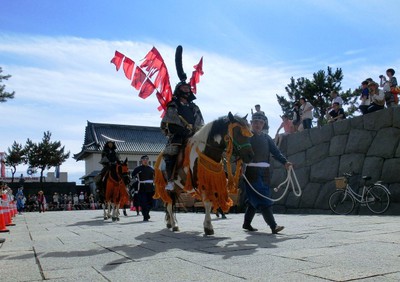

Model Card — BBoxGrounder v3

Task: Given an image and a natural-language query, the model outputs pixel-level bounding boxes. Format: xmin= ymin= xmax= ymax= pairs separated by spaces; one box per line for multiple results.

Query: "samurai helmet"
xmin=174 ymin=45 xmax=196 ymax=102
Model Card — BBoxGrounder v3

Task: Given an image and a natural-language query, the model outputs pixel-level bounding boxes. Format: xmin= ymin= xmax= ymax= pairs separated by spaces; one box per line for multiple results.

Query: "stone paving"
xmin=1 ymin=210 xmax=399 ymax=281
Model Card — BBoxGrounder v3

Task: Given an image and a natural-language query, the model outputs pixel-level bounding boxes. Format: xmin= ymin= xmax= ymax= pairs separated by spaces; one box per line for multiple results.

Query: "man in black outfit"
xmin=131 ymin=155 xmax=155 ymax=221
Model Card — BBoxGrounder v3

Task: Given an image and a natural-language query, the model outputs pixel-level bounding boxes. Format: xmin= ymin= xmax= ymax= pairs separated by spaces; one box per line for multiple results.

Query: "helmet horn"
xmin=175 ymin=45 xmax=187 ymax=82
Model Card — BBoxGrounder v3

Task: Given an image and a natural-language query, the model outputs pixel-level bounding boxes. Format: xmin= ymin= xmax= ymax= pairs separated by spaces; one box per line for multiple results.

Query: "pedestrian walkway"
xmin=1 ymin=211 xmax=399 ymax=281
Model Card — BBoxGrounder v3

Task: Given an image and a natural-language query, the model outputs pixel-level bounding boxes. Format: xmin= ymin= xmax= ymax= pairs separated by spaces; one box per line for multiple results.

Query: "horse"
xmin=103 ymin=158 xmax=131 ymax=221
xmin=154 ymin=112 xmax=254 ymax=235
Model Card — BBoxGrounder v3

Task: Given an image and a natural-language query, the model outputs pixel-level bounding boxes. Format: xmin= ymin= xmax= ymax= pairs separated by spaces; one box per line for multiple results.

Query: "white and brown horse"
xmin=103 ymin=159 xmax=131 ymax=221
xmin=154 ymin=112 xmax=254 ymax=235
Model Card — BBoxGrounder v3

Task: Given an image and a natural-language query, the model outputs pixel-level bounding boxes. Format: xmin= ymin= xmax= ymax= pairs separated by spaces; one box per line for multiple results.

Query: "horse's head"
xmin=226 ymin=112 xmax=254 ymax=163
xmin=116 ymin=158 xmax=131 ymax=186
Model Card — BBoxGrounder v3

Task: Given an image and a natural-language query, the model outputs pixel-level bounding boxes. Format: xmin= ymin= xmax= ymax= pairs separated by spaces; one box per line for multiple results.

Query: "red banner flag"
xmin=138 ymin=79 xmax=156 ymax=99
xmin=190 ymin=57 xmax=204 ymax=94
xmin=123 ymin=57 xmax=135 ymax=79
xmin=110 ymin=51 xmax=124 ymax=71
xmin=131 ymin=67 xmax=146 ymax=90
xmin=140 ymin=47 xmax=164 ymax=75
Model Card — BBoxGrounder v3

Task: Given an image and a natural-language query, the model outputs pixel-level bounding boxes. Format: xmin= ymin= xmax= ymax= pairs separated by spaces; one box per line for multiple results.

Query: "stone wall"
xmin=270 ymin=107 xmax=400 ymax=215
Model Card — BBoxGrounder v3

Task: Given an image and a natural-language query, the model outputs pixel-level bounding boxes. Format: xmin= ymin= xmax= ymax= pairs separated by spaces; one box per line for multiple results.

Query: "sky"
xmin=1 ymin=0 xmax=400 ymax=184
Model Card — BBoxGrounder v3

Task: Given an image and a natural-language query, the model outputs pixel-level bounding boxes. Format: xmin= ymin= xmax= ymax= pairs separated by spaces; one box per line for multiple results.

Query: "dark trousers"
xmin=359 ymin=105 xmax=369 ymax=115
xmin=302 ymin=118 xmax=312 ymax=129
xmin=367 ymin=103 xmax=384 ymax=113
xmin=244 ymin=203 xmax=277 ymax=231
xmin=38 ymin=202 xmax=45 ymax=213
xmin=139 ymin=191 xmax=155 ymax=220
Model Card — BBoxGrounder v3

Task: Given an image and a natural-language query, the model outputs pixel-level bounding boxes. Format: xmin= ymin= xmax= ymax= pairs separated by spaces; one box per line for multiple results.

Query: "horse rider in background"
xmin=96 ymin=141 xmax=121 ymax=190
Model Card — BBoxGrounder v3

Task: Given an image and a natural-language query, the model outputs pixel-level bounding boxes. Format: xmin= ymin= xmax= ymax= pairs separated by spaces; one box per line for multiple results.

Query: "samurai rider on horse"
xmin=161 ymin=46 xmax=204 ymax=191
xmin=95 ymin=141 xmax=121 ymax=191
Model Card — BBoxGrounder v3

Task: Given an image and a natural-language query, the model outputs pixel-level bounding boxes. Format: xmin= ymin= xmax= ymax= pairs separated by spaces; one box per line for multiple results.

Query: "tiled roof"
xmin=73 ymin=121 xmax=167 ymax=161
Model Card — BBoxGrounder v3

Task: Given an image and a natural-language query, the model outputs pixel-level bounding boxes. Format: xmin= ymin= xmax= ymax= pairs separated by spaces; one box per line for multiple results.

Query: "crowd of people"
xmin=9 ymin=189 xmax=100 ymax=213
xmin=273 ymin=68 xmax=398 ymax=145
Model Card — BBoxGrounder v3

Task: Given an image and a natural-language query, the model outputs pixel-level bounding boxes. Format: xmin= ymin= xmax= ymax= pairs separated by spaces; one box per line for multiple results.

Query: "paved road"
xmin=1 ymin=210 xmax=399 ymax=281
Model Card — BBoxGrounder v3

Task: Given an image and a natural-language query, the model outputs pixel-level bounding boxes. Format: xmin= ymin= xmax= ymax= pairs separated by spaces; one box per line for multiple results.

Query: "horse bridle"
xmin=224 ymin=122 xmax=252 ymax=157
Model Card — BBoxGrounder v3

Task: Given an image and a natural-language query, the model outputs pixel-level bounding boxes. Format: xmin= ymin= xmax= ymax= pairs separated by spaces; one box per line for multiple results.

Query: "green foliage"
xmin=0 ymin=67 xmax=15 ymax=102
xmin=4 ymin=141 xmax=25 ymax=182
xmin=276 ymin=67 xmax=360 ymax=127
xmin=24 ymin=131 xmax=70 ymax=182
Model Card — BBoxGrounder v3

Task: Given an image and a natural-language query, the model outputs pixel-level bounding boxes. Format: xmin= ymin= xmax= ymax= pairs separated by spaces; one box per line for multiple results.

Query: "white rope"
xmin=243 ymin=166 xmax=302 ymax=202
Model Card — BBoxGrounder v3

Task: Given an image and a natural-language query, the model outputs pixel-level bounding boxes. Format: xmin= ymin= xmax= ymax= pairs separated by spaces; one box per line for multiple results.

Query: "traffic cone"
xmin=10 ymin=201 xmax=16 ymax=217
xmin=0 ymin=201 xmax=10 ymax=233
xmin=13 ymin=201 xmax=17 ymax=216
xmin=3 ymin=200 xmax=15 ymax=226
xmin=2 ymin=200 xmax=10 ymax=226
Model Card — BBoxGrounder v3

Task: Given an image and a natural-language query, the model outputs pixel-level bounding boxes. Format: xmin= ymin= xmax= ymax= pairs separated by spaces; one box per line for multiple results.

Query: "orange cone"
xmin=7 ymin=202 xmax=15 ymax=226
xmin=12 ymin=201 xmax=17 ymax=216
xmin=9 ymin=201 xmax=15 ymax=217
xmin=2 ymin=200 xmax=10 ymax=226
xmin=0 ymin=202 xmax=10 ymax=233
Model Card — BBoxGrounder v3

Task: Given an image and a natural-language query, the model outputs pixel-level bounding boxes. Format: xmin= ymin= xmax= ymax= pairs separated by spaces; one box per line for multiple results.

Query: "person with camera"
xmin=379 ymin=68 xmax=398 ymax=107
xmin=367 ymin=81 xmax=385 ymax=113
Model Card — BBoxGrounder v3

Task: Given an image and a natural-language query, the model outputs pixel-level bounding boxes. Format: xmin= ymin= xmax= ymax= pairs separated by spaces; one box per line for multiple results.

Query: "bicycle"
xmin=329 ymin=172 xmax=391 ymax=215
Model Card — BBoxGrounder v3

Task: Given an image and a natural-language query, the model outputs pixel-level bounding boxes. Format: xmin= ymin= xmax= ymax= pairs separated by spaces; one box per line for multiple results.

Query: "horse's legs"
xmin=102 ymin=203 xmax=108 ymax=220
xmin=203 ymin=201 xmax=214 ymax=235
xmin=112 ymin=203 xmax=120 ymax=221
xmin=166 ymin=203 xmax=179 ymax=231
xmin=107 ymin=202 xmax=112 ymax=219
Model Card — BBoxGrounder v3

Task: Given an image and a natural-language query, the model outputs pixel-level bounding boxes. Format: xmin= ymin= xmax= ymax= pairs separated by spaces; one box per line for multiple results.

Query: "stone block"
xmin=362 ymin=157 xmax=384 ymax=182
xmin=363 ymin=108 xmax=392 ymax=130
xmin=332 ymin=118 xmax=351 ymax=135
xmin=310 ymin=124 xmax=333 ymax=145
xmin=287 ymin=151 xmax=306 ymax=168
xmin=382 ymin=158 xmax=400 ymax=183
xmin=396 ymin=142 xmax=400 ymax=157
xmin=387 ymin=183 xmax=400 ymax=203
xmin=287 ymin=130 xmax=313 ymax=155
xmin=314 ymin=181 xmax=336 ymax=210
xmin=345 ymin=129 xmax=375 ymax=154
xmin=350 ymin=115 xmax=364 ymax=129
xmin=306 ymin=142 xmax=329 ymax=165
xmin=367 ymin=127 xmax=400 ymax=158
xmin=393 ymin=107 xmax=400 ymax=129
xmin=329 ymin=135 xmax=348 ymax=156
xmin=291 ymin=166 xmax=310 ymax=188
xmin=298 ymin=183 xmax=321 ymax=209
xmin=285 ymin=191 xmax=301 ymax=209
xmin=339 ymin=154 xmax=365 ymax=175
xmin=310 ymin=156 xmax=339 ymax=182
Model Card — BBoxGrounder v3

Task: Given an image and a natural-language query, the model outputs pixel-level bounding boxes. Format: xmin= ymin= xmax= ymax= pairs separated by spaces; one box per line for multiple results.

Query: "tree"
xmin=276 ymin=67 xmax=359 ymax=127
xmin=4 ymin=141 xmax=25 ymax=183
xmin=24 ymin=131 xmax=70 ymax=182
xmin=0 ymin=67 xmax=15 ymax=102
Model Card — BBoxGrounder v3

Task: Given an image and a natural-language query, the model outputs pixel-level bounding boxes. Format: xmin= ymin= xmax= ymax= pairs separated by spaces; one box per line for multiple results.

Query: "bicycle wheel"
xmin=329 ymin=189 xmax=355 ymax=215
xmin=366 ymin=185 xmax=390 ymax=214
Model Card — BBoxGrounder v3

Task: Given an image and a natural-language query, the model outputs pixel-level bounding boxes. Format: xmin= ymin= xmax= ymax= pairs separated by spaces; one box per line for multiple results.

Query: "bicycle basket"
xmin=334 ymin=177 xmax=347 ymax=189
